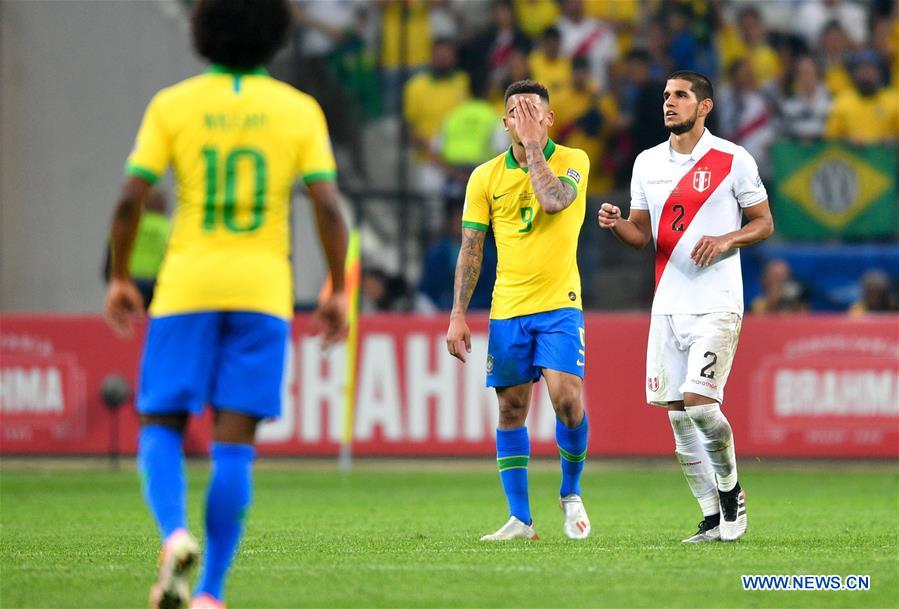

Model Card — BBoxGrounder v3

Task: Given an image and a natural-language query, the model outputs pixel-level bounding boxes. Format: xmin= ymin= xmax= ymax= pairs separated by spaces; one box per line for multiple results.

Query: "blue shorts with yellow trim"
xmin=137 ymin=312 xmax=289 ymax=419
xmin=486 ymin=308 xmax=585 ymax=388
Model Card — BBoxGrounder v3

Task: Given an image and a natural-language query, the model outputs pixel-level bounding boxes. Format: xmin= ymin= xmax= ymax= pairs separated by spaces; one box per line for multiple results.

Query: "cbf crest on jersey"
xmin=693 ymin=169 xmax=712 ymax=192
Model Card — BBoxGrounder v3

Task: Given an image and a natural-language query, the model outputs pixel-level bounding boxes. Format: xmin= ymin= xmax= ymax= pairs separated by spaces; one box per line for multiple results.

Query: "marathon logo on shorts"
xmin=647 ymin=376 xmax=660 ymax=392
xmin=566 ymin=168 xmax=581 ymax=184
xmin=693 ymin=170 xmax=712 ymax=192
xmin=692 ymin=378 xmax=717 ymax=391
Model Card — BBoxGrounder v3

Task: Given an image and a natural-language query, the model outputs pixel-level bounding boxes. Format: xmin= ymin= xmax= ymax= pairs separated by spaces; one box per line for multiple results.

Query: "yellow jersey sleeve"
xmin=557 ymin=148 xmax=589 ymax=200
xmin=462 ymin=166 xmax=490 ymax=231
xmin=125 ymin=93 xmax=171 ymax=184
xmin=297 ymin=99 xmax=337 ymax=185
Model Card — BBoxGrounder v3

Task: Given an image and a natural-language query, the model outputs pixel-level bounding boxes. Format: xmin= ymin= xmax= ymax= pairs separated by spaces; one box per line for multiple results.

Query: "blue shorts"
xmin=137 ymin=312 xmax=290 ymax=419
xmin=486 ymin=308 xmax=585 ymax=388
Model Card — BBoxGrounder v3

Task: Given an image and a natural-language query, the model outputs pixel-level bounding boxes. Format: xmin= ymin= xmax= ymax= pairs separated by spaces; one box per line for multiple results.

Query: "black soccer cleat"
xmin=719 ymin=482 xmax=747 ymax=541
xmin=682 ymin=514 xmax=721 ymax=543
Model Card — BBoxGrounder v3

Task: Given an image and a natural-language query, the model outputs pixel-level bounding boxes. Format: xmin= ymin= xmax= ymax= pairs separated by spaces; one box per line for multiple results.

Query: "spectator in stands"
xmin=429 ymin=0 xmax=463 ymax=40
xmin=776 ymin=54 xmax=832 ymax=141
xmin=461 ymin=0 xmax=530 ymax=98
xmin=794 ymin=0 xmax=869 ymax=49
xmin=489 ymin=45 xmax=531 ymax=108
xmin=361 ymin=266 xmax=413 ymax=312
xmin=729 ymin=6 xmax=782 ymax=87
xmin=103 ymin=189 xmax=170 ymax=309
xmin=583 ymin=0 xmax=639 ymax=58
xmin=418 ymin=205 xmax=462 ymax=311
xmin=361 ymin=267 xmax=389 ymax=313
xmin=293 ymin=0 xmax=372 ymax=177
xmin=666 ymin=4 xmax=700 ymax=72
xmin=528 ymin=26 xmax=572 ymax=103
xmin=451 ymin=0 xmax=494 ymax=39
xmin=404 ymin=37 xmax=471 ymax=153
xmin=818 ymin=20 xmax=855 ymax=94
xmin=618 ymin=49 xmax=667 ymax=172
xmin=849 ymin=269 xmax=898 ymax=314
xmin=551 ymin=56 xmax=620 ymax=194
xmin=825 ymin=49 xmax=899 ymax=144
xmin=439 ymin=77 xmax=503 ymax=212
xmin=294 ymin=1 xmax=361 ymax=65
xmin=513 ymin=0 xmax=559 ymax=40
xmin=556 ymin=0 xmax=617 ymax=91
xmin=751 ymin=259 xmax=809 ymax=314
xmin=717 ymin=58 xmax=774 ymax=175
xmin=642 ymin=17 xmax=673 ymax=82
xmin=871 ymin=14 xmax=899 ymax=87
xmin=404 ymin=37 xmax=471 ymax=229
xmin=379 ymin=0 xmax=432 ymax=114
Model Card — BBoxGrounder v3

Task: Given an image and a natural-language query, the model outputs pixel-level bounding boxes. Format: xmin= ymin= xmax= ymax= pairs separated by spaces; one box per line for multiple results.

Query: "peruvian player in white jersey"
xmin=598 ymin=71 xmax=773 ymax=543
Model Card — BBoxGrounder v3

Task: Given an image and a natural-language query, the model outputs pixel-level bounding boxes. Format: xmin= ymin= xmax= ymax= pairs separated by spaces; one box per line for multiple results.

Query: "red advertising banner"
xmin=1 ymin=314 xmax=896 ymax=457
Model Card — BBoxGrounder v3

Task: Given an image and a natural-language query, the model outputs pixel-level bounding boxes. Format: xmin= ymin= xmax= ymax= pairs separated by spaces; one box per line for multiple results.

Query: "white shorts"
xmin=645 ymin=312 xmax=742 ymax=405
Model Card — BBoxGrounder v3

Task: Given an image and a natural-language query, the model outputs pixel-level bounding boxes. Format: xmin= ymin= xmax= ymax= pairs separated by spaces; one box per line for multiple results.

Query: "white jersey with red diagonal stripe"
xmin=630 ymin=129 xmax=767 ymax=316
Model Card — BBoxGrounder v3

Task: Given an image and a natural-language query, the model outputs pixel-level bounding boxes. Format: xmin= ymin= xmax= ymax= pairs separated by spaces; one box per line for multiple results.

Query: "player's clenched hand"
xmin=446 ymin=316 xmax=471 ymax=363
xmin=104 ymin=278 xmax=145 ymax=339
xmin=691 ymin=235 xmax=732 ymax=267
xmin=313 ymin=291 xmax=348 ymax=349
xmin=597 ymin=203 xmax=621 ymax=229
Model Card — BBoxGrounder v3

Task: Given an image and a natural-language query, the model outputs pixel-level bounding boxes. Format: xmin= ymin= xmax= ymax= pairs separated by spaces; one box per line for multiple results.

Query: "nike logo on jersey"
xmin=576 ymin=360 xmax=584 ymax=367
xmin=492 ymin=192 xmax=510 ymax=200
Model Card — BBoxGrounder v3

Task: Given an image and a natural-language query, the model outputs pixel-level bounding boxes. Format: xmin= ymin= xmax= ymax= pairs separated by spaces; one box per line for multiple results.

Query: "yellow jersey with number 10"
xmin=126 ymin=65 xmax=336 ymax=319
xmin=462 ymin=139 xmax=589 ymax=319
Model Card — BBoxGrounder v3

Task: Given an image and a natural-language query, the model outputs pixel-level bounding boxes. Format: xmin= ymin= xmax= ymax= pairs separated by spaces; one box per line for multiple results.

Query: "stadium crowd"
xmin=287 ymin=0 xmax=899 ymax=312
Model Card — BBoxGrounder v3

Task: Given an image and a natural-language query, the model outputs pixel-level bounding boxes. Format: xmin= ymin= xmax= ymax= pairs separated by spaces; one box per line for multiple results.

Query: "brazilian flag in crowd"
xmin=772 ymin=141 xmax=897 ymax=240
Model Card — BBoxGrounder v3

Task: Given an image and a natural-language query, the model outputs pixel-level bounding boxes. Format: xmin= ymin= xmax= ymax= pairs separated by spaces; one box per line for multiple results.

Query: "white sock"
xmin=685 ymin=403 xmax=738 ymax=492
xmin=668 ymin=410 xmax=719 ymax=516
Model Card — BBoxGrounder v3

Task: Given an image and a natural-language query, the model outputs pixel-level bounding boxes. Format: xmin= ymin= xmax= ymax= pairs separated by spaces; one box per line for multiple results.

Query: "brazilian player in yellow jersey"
xmin=446 ymin=80 xmax=592 ymax=542
xmin=103 ymin=2 xmax=347 ymax=608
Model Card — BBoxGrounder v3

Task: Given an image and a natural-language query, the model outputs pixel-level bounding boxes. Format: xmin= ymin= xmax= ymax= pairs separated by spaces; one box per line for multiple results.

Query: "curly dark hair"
xmin=503 ymin=79 xmax=550 ymax=105
xmin=191 ymin=0 xmax=291 ymax=70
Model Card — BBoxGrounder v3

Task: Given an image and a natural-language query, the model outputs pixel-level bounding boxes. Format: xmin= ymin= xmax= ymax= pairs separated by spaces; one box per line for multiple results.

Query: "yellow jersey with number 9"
xmin=126 ymin=65 xmax=336 ymax=319
xmin=461 ymin=139 xmax=589 ymax=319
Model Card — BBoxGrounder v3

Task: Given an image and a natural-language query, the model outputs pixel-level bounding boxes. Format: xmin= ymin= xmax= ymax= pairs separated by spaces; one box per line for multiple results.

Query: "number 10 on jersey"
xmin=202 ymin=146 xmax=268 ymax=233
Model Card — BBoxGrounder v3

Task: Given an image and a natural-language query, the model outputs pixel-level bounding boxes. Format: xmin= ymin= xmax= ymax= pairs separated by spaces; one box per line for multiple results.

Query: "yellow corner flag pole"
xmin=338 ymin=229 xmax=361 ymax=471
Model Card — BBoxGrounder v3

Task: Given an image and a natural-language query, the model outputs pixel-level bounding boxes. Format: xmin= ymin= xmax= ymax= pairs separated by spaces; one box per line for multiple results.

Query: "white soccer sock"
xmin=668 ymin=410 xmax=719 ymax=516
xmin=685 ymin=403 xmax=738 ymax=492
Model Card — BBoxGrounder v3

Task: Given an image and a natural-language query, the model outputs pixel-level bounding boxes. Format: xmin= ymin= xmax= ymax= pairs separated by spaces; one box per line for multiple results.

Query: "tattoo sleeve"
xmin=451 ymin=227 xmax=486 ymax=316
xmin=524 ymin=142 xmax=577 ymax=214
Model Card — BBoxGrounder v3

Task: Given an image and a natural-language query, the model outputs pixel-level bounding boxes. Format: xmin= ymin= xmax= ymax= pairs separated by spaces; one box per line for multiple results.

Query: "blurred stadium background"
xmin=0 ymin=1 xmax=897 ymax=608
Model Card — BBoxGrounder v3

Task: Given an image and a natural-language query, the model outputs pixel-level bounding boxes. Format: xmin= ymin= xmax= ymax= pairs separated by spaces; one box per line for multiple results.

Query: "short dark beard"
xmin=668 ymin=114 xmax=697 ymax=135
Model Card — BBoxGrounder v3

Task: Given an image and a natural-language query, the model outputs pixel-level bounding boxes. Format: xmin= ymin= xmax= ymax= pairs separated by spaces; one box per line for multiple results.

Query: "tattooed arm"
xmin=515 ymin=96 xmax=577 ymax=214
xmin=524 ymin=141 xmax=577 ymax=214
xmin=446 ymin=227 xmax=486 ymax=362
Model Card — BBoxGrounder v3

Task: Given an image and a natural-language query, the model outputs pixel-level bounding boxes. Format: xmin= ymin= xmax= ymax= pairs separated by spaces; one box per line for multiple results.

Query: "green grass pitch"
xmin=1 ymin=460 xmax=896 ymax=609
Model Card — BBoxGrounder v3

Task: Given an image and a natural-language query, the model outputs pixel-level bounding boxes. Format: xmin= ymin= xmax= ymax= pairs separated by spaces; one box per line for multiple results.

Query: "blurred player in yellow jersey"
xmin=446 ymin=80 xmax=592 ymax=542
xmin=103 ymin=1 xmax=348 ymax=608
